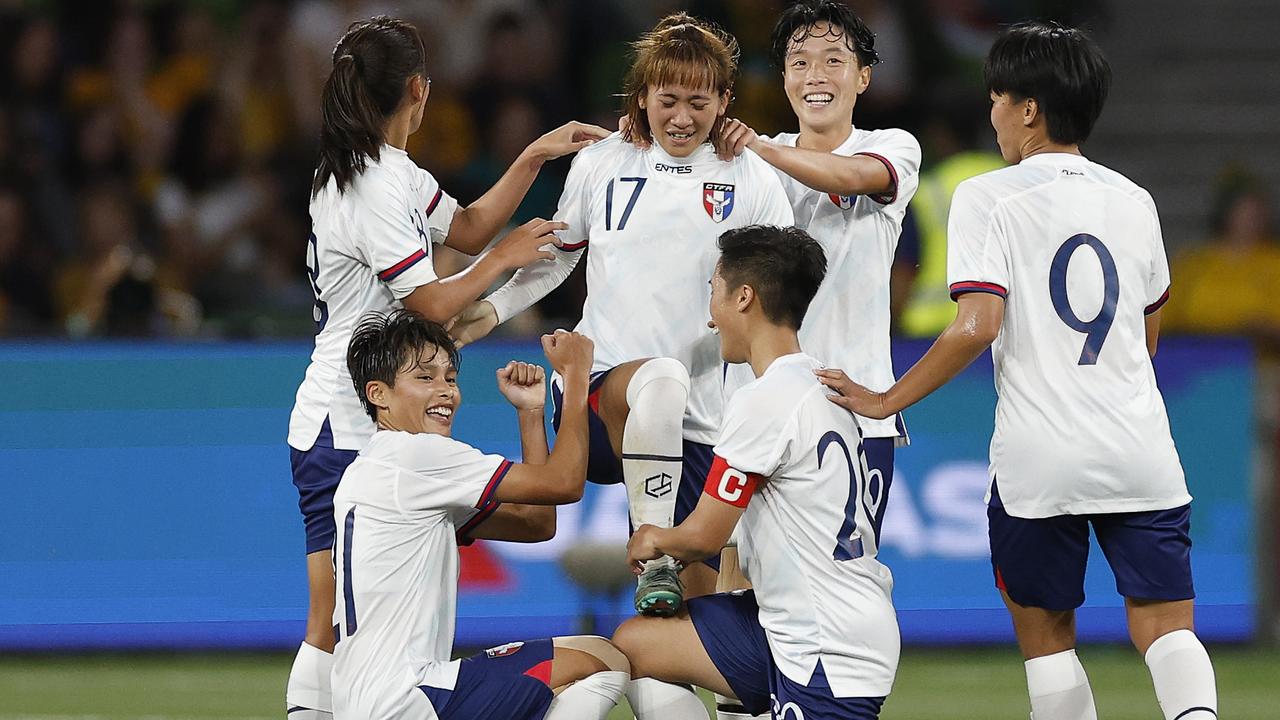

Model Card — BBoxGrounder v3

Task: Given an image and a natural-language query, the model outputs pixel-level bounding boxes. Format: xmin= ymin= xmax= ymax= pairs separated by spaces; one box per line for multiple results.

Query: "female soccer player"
xmin=717 ymin=0 xmax=921 ymax=547
xmin=451 ymin=15 xmax=794 ymax=716
xmin=450 ymin=12 xmax=793 ymax=616
xmin=823 ymin=22 xmax=1217 ymax=720
xmin=285 ymin=16 xmax=608 ymax=719
xmin=333 ymin=312 xmax=629 ymax=720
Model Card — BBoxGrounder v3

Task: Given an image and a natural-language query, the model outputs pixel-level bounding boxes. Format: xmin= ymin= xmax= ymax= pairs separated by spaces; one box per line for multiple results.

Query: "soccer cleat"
xmin=634 ymin=558 xmax=684 ymax=616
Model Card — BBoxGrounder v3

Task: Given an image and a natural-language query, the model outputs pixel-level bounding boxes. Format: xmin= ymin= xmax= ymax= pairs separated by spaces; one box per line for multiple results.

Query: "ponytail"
xmin=312 ymin=16 xmax=427 ymax=196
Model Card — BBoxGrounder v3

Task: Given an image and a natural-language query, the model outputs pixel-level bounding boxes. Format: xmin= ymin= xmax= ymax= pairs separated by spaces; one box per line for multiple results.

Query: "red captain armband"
xmin=704 ymin=455 xmax=761 ymax=509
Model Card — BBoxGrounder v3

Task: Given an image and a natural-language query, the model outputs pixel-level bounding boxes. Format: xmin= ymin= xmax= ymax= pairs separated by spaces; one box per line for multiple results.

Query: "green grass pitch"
xmin=1 ymin=645 xmax=1274 ymax=719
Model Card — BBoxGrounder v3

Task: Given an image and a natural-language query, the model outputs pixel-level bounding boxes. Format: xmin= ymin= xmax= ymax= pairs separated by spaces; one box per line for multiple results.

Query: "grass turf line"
xmin=0 ymin=645 xmax=1275 ymax=719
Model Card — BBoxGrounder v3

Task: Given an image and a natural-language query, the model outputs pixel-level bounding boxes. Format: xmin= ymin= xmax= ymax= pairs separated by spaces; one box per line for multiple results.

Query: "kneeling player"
xmin=331 ymin=311 xmax=627 ymax=720
xmin=614 ymin=225 xmax=899 ymax=720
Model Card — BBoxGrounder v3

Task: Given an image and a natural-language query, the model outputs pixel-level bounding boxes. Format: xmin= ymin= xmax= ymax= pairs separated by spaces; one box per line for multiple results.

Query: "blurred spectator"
xmin=0 ymin=0 xmax=1111 ymax=339
xmin=0 ymin=185 xmax=57 ymax=335
xmin=1162 ymin=168 xmax=1280 ymax=351
xmin=899 ymin=101 xmax=1005 ymax=337
xmin=55 ymin=182 xmax=162 ymax=337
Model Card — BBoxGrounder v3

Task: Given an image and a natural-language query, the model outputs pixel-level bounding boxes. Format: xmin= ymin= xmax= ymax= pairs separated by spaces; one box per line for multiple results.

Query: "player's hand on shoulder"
xmin=618 ymin=115 xmax=649 ymax=149
xmin=446 ymin=300 xmax=499 ymax=348
xmin=541 ymin=329 xmax=593 ymax=379
xmin=496 ymin=360 xmax=547 ymax=411
xmin=626 ymin=524 xmax=663 ymax=573
xmin=529 ymin=121 xmax=611 ymax=161
xmin=493 ymin=218 xmax=565 ymax=270
xmin=815 ymin=368 xmax=891 ymax=420
xmin=716 ymin=118 xmax=759 ymax=162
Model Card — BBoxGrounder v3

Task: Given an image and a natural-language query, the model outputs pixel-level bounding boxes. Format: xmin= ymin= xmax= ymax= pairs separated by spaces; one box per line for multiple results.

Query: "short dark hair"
xmin=771 ymin=0 xmax=880 ymax=69
xmin=717 ymin=225 xmax=827 ymax=330
xmin=984 ymin=21 xmax=1111 ymax=145
xmin=347 ymin=309 xmax=461 ymax=421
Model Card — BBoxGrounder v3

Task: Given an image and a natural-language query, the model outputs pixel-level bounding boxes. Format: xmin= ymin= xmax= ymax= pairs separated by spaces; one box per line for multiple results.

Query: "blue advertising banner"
xmin=0 ymin=338 xmax=1255 ymax=649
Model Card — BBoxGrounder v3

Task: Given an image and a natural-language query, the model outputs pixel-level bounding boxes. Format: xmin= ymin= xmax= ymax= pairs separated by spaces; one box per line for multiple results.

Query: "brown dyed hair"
xmin=620 ymin=13 xmax=740 ymax=147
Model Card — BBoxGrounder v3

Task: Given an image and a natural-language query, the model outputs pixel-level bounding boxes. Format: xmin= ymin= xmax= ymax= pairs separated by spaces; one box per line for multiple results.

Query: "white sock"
xmin=1024 ymin=649 xmax=1097 ymax=720
xmin=285 ymin=641 xmax=333 ymax=716
xmin=622 ymin=358 xmax=689 ymax=531
xmin=1144 ymin=629 xmax=1218 ymax=720
xmin=626 ymin=677 xmax=709 ymax=720
xmin=715 ymin=692 xmax=767 ymax=719
xmin=545 ymin=670 xmax=629 ymax=720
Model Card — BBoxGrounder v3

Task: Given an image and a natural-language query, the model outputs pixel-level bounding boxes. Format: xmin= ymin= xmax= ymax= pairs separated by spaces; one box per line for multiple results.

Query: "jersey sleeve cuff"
xmin=1144 ymin=287 xmax=1170 ymax=315
xmin=949 ymin=281 xmax=1008 ymax=301
xmin=425 ymin=188 xmax=444 ymax=217
xmin=456 ymin=498 xmax=501 ymax=546
xmin=378 ymin=248 xmax=428 ymax=282
xmin=854 ymin=152 xmax=899 ymax=205
xmin=475 ymin=459 xmax=512 ymax=509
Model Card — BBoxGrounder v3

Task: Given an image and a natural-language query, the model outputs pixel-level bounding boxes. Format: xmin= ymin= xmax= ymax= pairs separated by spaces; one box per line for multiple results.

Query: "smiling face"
xmin=367 ymin=344 xmax=460 ymax=437
xmin=782 ymin=22 xmax=870 ymax=135
xmin=641 ymin=82 xmax=728 ymax=157
xmin=707 ymin=264 xmax=749 ymax=364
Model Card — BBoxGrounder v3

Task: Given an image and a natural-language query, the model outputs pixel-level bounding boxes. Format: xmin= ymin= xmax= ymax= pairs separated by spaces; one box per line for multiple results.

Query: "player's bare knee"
xmin=610 ymin=616 xmax=663 ymax=677
xmin=553 ymin=635 xmax=630 ymax=675
xmin=1125 ymin=598 xmax=1194 ymax=654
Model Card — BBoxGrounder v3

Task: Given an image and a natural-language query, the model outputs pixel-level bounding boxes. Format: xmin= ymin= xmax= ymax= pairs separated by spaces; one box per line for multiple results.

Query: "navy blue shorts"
xmin=688 ymin=591 xmax=885 ymax=719
xmin=551 ymin=368 xmax=716 ymax=568
xmin=419 ymin=639 xmax=554 ymax=720
xmin=290 ymin=418 xmax=359 ymax=555
xmin=987 ymin=480 xmax=1195 ymax=611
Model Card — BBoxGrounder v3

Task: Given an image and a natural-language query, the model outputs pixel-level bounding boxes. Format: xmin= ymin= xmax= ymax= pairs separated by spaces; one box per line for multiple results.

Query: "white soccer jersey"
xmin=486 ymin=133 xmax=795 ymax=444
xmin=764 ymin=128 xmax=921 ymax=439
xmin=288 ymin=145 xmax=459 ymax=452
xmin=331 ymin=430 xmax=509 ymax=720
xmin=710 ymin=353 xmax=899 ymax=697
xmin=947 ymin=152 xmax=1189 ymax=518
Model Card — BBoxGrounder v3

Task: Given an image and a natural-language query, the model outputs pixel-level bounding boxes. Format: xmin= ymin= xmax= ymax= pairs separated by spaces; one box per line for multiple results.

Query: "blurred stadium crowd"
xmin=0 ymin=0 xmax=1277 ymax=349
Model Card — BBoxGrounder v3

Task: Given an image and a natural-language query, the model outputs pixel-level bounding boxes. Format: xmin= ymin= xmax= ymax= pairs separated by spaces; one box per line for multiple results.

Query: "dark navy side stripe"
xmin=342 ymin=508 xmax=358 ymax=637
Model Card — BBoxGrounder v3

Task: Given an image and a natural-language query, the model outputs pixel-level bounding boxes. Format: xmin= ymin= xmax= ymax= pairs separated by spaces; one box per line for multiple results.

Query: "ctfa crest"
xmin=829 ymin=193 xmax=855 ymax=210
xmin=703 ymin=183 xmax=735 ymax=223
xmin=484 ymin=641 xmax=525 ymax=658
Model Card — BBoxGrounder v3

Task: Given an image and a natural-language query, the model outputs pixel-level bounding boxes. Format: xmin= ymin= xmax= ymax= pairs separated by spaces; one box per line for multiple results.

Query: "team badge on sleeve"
xmin=704 ymin=455 xmax=760 ymax=509
xmin=828 ymin=193 xmax=855 ymax=210
xmin=703 ymin=183 xmax=736 ymax=223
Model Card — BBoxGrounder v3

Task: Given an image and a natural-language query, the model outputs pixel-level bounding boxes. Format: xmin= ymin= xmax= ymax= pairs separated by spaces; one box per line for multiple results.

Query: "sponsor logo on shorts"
xmin=484 ymin=641 xmax=525 ymax=658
